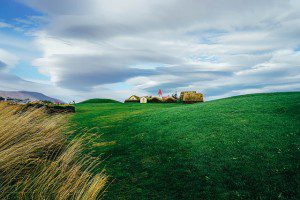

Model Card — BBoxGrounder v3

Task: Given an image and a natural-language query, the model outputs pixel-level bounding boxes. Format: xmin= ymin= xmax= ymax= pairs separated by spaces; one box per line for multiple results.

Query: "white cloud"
xmin=207 ymin=83 xmax=300 ymax=100
xmin=0 ymin=22 xmax=13 ymax=28
xmin=0 ymin=49 xmax=19 ymax=70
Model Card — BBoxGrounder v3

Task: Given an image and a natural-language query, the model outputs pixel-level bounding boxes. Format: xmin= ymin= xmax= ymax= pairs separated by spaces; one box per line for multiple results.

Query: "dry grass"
xmin=92 ymin=141 xmax=116 ymax=147
xmin=0 ymin=102 xmax=107 ymax=200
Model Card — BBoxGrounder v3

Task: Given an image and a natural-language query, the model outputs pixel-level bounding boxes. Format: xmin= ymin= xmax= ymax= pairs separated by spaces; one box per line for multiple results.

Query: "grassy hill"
xmin=80 ymin=98 xmax=120 ymax=104
xmin=71 ymin=92 xmax=300 ymax=199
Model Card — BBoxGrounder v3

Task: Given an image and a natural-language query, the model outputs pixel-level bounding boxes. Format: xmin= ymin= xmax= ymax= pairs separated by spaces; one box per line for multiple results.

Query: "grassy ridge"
xmin=80 ymin=98 xmax=120 ymax=104
xmin=72 ymin=92 xmax=300 ymax=199
xmin=0 ymin=102 xmax=107 ymax=200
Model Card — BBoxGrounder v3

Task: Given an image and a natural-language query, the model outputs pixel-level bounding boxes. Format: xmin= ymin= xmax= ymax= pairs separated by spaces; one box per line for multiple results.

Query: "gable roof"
xmin=128 ymin=95 xmax=140 ymax=100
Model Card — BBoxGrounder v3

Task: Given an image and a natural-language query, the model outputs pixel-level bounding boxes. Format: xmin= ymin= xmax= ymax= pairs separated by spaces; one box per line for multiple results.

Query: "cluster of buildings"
xmin=125 ymin=90 xmax=204 ymax=104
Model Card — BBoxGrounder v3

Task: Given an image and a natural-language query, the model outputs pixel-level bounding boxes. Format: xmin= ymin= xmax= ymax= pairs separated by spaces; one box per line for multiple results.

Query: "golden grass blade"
xmin=0 ymin=102 xmax=107 ymax=199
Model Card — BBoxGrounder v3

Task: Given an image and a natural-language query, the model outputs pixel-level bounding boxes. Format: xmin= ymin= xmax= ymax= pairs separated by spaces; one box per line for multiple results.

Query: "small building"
xmin=140 ymin=96 xmax=148 ymax=103
xmin=179 ymin=91 xmax=196 ymax=100
xmin=124 ymin=95 xmax=140 ymax=103
xmin=180 ymin=91 xmax=204 ymax=103
xmin=148 ymin=96 xmax=162 ymax=103
xmin=163 ymin=97 xmax=176 ymax=103
xmin=129 ymin=95 xmax=140 ymax=101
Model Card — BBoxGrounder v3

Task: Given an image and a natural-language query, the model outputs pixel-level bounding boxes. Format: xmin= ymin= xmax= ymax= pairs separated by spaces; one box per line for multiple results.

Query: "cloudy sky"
xmin=0 ymin=0 xmax=299 ymax=102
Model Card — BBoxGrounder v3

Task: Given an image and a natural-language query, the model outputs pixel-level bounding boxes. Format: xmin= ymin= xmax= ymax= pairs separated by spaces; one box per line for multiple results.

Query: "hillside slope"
xmin=72 ymin=92 xmax=300 ymax=200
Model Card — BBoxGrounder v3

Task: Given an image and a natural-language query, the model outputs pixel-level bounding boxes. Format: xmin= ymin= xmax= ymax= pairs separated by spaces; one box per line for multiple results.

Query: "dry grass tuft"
xmin=0 ymin=102 xmax=107 ymax=200
xmin=92 ymin=141 xmax=116 ymax=147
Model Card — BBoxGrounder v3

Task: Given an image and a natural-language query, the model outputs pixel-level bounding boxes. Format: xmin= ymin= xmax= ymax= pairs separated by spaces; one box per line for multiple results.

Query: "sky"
xmin=0 ymin=0 xmax=299 ymax=102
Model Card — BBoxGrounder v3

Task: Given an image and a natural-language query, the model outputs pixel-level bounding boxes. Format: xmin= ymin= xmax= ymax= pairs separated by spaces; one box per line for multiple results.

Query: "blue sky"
xmin=0 ymin=0 xmax=299 ymax=101
xmin=0 ymin=0 xmax=46 ymax=81
xmin=0 ymin=0 xmax=39 ymax=20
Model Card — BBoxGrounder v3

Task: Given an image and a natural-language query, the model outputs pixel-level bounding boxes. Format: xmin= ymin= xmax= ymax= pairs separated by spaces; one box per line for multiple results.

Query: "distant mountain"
xmin=0 ymin=91 xmax=64 ymax=103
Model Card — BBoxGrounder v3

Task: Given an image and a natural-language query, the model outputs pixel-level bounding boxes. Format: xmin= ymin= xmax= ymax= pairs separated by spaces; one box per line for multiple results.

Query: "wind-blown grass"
xmin=0 ymin=102 xmax=107 ymax=200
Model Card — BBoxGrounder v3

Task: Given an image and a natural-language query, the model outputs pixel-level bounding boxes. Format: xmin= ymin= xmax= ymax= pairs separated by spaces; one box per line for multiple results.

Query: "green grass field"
xmin=71 ymin=92 xmax=300 ymax=199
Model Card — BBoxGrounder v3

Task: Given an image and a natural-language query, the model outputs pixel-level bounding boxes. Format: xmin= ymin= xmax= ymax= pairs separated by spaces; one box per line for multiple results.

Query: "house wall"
xmin=140 ymin=97 xmax=147 ymax=103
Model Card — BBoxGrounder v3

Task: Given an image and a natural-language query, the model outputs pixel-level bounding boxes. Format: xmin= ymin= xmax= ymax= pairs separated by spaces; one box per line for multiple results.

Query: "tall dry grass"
xmin=0 ymin=102 xmax=107 ymax=199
